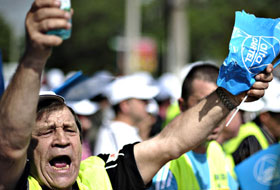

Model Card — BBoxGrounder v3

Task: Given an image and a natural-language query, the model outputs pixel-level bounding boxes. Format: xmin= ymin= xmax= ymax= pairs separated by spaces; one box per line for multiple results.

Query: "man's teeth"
xmin=52 ymin=165 xmax=70 ymax=170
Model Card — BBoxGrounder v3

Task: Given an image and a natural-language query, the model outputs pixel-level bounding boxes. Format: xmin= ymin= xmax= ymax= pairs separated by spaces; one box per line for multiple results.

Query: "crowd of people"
xmin=0 ymin=0 xmax=279 ymax=189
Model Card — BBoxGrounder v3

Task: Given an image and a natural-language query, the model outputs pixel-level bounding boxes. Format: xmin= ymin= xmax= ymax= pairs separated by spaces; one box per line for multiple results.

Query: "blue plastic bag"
xmin=217 ymin=11 xmax=280 ymax=95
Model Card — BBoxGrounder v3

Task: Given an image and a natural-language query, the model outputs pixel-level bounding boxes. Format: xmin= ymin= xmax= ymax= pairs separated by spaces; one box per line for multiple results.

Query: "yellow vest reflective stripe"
xmin=28 ymin=156 xmax=112 ymax=190
xmin=169 ymin=154 xmax=199 ymax=190
xmin=207 ymin=141 xmax=229 ymax=190
xmin=223 ymin=122 xmax=269 ymax=155
xmin=225 ymin=154 xmax=237 ymax=180
xmin=170 ymin=141 xmax=230 ymax=190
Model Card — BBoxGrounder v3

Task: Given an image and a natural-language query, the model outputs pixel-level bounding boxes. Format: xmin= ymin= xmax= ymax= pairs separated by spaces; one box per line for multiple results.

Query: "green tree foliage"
xmin=142 ymin=0 xmax=166 ymax=75
xmin=0 ymin=14 xmax=12 ymax=62
xmin=46 ymin=0 xmax=280 ymax=75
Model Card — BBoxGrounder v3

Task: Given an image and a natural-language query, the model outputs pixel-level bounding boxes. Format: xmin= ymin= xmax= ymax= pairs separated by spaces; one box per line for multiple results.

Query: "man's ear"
xmin=259 ymin=112 xmax=270 ymax=124
xmin=178 ymin=98 xmax=186 ymax=112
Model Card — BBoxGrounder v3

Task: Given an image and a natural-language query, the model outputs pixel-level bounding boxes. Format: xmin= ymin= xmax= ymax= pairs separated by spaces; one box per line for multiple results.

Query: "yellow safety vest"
xmin=28 ymin=156 xmax=112 ymax=190
xmin=169 ymin=141 xmax=230 ymax=190
xmin=163 ymin=101 xmax=180 ymax=128
xmin=222 ymin=121 xmax=269 ymax=179
xmin=223 ymin=122 xmax=269 ymax=154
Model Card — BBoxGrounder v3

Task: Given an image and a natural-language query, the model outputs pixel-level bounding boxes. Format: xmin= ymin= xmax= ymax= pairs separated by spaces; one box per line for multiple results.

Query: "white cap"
xmin=130 ymin=71 xmax=155 ymax=85
xmin=106 ymin=75 xmax=159 ymax=105
xmin=239 ymin=99 xmax=265 ymax=112
xmin=46 ymin=68 xmax=65 ymax=89
xmin=39 ymin=91 xmax=65 ymax=103
xmin=156 ymin=73 xmax=181 ymax=101
xmin=261 ymin=78 xmax=280 ymax=113
xmin=67 ymin=99 xmax=99 ymax=116
xmin=146 ymin=99 xmax=159 ymax=115
xmin=239 ymin=78 xmax=280 ymax=113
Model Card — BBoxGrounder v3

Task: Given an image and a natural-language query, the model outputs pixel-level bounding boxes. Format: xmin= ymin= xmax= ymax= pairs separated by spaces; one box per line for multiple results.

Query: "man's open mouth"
xmin=49 ymin=155 xmax=71 ymax=170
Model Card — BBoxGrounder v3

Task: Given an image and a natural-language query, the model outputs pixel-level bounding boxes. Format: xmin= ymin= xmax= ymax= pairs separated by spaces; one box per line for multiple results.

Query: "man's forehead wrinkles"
xmin=39 ymin=108 xmax=74 ymax=120
xmin=36 ymin=109 xmax=76 ymax=129
xmin=35 ymin=120 xmax=54 ymax=131
xmin=37 ymin=118 xmax=75 ymax=126
xmin=35 ymin=121 xmax=77 ymax=133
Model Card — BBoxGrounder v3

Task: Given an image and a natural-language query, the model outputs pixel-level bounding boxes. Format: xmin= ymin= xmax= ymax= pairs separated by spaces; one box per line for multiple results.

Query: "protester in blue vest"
xmin=0 ymin=0 xmax=274 ymax=189
xmin=150 ymin=62 xmax=238 ymax=190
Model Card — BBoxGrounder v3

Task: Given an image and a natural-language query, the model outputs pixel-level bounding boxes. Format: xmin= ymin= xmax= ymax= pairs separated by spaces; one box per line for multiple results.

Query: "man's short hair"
xmin=181 ymin=63 xmax=219 ymax=101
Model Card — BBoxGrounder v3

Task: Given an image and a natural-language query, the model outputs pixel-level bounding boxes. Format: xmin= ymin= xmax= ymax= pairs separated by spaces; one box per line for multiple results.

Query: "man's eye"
xmin=65 ymin=128 xmax=76 ymax=133
xmin=39 ymin=130 xmax=52 ymax=136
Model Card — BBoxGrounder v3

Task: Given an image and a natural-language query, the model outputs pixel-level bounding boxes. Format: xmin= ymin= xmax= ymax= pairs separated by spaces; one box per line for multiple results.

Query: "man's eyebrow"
xmin=35 ymin=122 xmax=55 ymax=131
xmin=63 ymin=119 xmax=76 ymax=125
xmin=63 ymin=122 xmax=77 ymax=128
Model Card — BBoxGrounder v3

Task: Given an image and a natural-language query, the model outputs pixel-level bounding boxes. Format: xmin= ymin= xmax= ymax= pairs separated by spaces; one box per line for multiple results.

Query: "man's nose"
xmin=52 ymin=129 xmax=70 ymax=147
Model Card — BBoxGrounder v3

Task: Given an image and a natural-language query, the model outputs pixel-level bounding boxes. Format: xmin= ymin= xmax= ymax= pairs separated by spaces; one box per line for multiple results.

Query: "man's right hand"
xmin=237 ymin=64 xmax=273 ymax=103
xmin=24 ymin=0 xmax=72 ymax=62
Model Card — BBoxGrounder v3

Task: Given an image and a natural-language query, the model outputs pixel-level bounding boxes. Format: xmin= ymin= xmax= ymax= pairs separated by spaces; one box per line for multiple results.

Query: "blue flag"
xmin=0 ymin=50 xmax=4 ymax=97
xmin=235 ymin=143 xmax=280 ymax=190
xmin=217 ymin=11 xmax=280 ymax=95
xmin=53 ymin=71 xmax=87 ymax=98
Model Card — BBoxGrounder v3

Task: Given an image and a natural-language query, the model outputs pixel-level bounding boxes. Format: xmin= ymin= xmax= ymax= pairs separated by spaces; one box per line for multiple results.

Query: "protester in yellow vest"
xmin=223 ymin=78 xmax=280 ymax=168
xmin=150 ymin=62 xmax=238 ymax=190
xmin=162 ymin=101 xmax=180 ymax=128
xmin=0 ymin=1 xmax=274 ymax=189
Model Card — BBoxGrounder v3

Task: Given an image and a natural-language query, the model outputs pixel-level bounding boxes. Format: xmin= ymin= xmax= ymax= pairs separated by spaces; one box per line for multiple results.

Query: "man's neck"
xmin=261 ymin=124 xmax=278 ymax=144
xmin=114 ymin=114 xmax=135 ymax=127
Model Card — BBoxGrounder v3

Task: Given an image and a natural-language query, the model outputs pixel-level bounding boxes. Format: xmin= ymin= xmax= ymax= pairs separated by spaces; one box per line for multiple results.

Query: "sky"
xmin=0 ymin=0 xmax=34 ymax=37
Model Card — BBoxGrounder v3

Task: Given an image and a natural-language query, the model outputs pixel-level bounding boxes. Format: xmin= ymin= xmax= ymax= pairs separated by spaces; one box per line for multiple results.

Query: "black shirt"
xmin=231 ymin=119 xmax=278 ymax=166
xmin=16 ymin=143 xmax=148 ymax=190
xmin=99 ymin=143 xmax=148 ymax=189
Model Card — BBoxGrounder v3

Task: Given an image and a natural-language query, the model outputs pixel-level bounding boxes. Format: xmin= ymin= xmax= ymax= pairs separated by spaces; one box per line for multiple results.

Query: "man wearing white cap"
xmin=223 ymin=78 xmax=280 ymax=168
xmin=0 ymin=1 xmax=274 ymax=189
xmin=94 ymin=75 xmax=159 ymax=155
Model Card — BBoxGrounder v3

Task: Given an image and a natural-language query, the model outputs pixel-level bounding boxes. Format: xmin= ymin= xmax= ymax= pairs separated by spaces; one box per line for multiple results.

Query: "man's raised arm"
xmin=0 ymin=0 xmax=70 ymax=188
xmin=134 ymin=65 xmax=273 ymax=185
